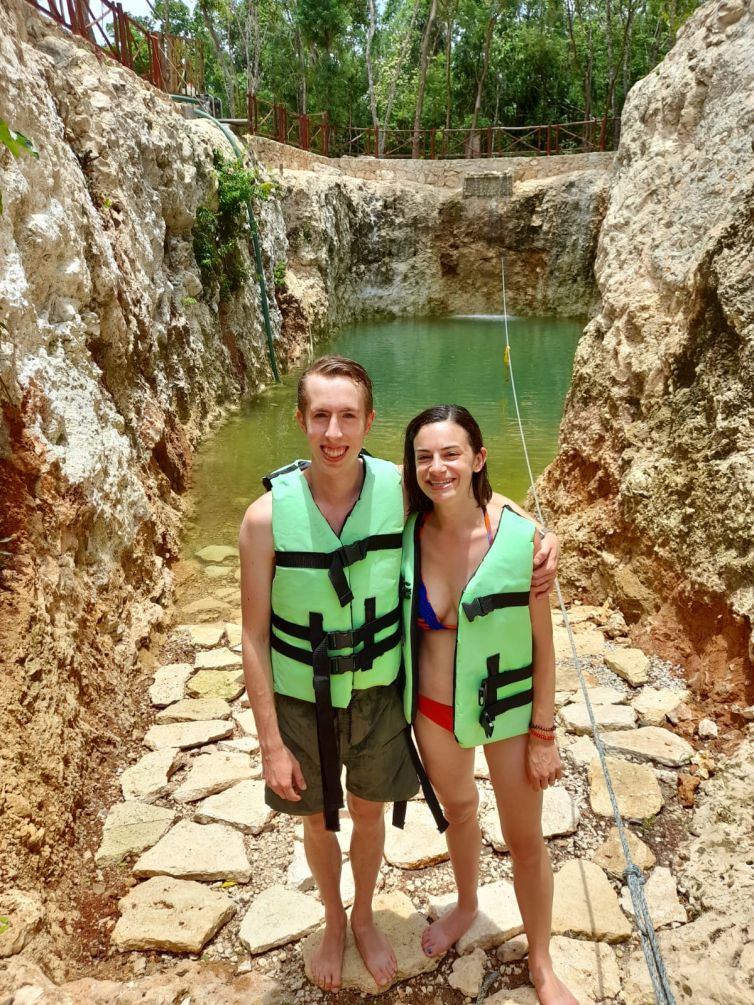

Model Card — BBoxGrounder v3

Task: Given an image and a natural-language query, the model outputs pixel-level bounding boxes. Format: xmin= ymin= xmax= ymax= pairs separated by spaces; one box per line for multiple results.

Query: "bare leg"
xmin=346 ymin=793 xmax=396 ymax=986
xmin=415 ymin=712 xmax=480 ymax=957
xmin=486 ymin=735 xmax=578 ymax=1005
xmin=303 ymin=813 xmax=347 ymax=992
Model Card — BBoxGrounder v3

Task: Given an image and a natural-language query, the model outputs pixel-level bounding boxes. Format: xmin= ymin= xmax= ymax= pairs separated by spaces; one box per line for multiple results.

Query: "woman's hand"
xmin=531 ymin=530 xmax=560 ymax=597
xmin=526 ymin=735 xmax=562 ymax=791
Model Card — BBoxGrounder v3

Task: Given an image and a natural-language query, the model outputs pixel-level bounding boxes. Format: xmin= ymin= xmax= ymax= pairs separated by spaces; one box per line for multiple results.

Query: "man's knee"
xmin=347 ymin=792 xmax=385 ymax=830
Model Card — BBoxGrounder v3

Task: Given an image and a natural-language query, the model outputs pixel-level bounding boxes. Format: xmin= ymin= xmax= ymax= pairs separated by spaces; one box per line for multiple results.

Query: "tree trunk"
xmin=470 ymin=2 xmax=499 ymax=133
xmin=444 ymin=0 xmax=456 ymax=130
xmin=198 ymin=0 xmax=236 ymax=116
xmin=365 ymin=0 xmax=380 ymax=132
xmin=412 ymin=0 xmax=437 ymax=158
xmin=382 ymin=0 xmax=421 ymax=154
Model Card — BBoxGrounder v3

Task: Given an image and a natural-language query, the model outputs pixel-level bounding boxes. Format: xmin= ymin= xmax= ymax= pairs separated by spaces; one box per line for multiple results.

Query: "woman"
xmin=400 ymin=405 xmax=577 ymax=1005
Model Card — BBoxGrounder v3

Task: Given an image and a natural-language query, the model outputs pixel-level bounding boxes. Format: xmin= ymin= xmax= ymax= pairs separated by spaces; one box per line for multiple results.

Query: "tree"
xmin=412 ymin=0 xmax=437 ymax=156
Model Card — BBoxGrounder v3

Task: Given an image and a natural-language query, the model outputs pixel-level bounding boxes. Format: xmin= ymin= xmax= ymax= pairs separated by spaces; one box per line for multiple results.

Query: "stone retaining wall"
xmin=246 ymin=134 xmax=614 ymax=188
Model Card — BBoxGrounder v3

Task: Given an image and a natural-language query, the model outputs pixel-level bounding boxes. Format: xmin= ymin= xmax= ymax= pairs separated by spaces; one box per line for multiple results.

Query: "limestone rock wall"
xmin=0 ymin=0 xmax=287 ymax=898
xmin=272 ymin=167 xmax=608 ymax=333
xmin=537 ymin=0 xmax=754 ymax=703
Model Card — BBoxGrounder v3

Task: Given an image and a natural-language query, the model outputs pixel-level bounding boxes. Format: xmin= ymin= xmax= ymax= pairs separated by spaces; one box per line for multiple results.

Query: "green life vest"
xmin=401 ymin=505 xmax=535 ymax=748
xmin=268 ymin=454 xmax=403 ymax=708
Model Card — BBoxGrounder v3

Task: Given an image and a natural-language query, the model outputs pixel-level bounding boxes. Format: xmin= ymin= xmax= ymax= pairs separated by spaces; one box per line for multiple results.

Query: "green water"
xmin=183 ymin=315 xmax=583 ymax=553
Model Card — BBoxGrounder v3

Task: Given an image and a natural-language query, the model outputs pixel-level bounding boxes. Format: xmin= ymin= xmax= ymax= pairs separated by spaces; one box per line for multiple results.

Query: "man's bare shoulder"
xmin=239 ymin=493 xmax=273 ymax=546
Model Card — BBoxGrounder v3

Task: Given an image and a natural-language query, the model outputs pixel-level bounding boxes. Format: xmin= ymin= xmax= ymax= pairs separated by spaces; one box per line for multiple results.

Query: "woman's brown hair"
xmin=403 ymin=404 xmax=493 ymax=513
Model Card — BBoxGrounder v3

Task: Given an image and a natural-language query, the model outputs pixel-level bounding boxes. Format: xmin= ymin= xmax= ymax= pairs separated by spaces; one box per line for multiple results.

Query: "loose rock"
xmin=559 ymin=703 xmax=637 ymax=734
xmin=593 ymin=826 xmax=656 ymax=878
xmin=195 ymin=779 xmax=273 ymax=834
xmin=551 ymin=860 xmax=632 ymax=942
xmin=155 ymin=697 xmax=231 ymax=722
xmin=604 ymin=648 xmax=650 ymax=687
xmin=143 ymin=720 xmax=233 ymax=751
xmin=195 ymin=545 xmax=239 ymax=563
xmin=186 ymin=670 xmax=245 ymax=701
xmin=383 ymin=807 xmax=450 ymax=868
xmin=631 ymin=686 xmax=689 ymax=727
xmin=178 ymin=623 xmax=225 ymax=648
xmin=149 ymin=663 xmax=194 ymax=708
xmin=589 ymin=756 xmax=663 ymax=819
xmin=111 ymin=876 xmax=236 ymax=953
xmin=240 ymin=886 xmax=324 ymax=954
xmin=0 ymin=890 xmax=44 ymax=958
xmin=603 ymin=726 xmax=694 ymax=766
xmin=549 ymin=935 xmax=621 ymax=999
xmin=449 ymin=947 xmax=487 ymax=997
xmin=482 ymin=786 xmax=579 ymax=851
xmin=133 ymin=820 xmax=252 ymax=882
xmin=193 ymin=648 xmax=243 ymax=671
xmin=620 ymin=866 xmax=686 ymax=929
xmin=95 ymin=801 xmax=175 ymax=866
xmin=172 ymin=751 xmax=255 ymax=803
xmin=120 ymin=748 xmax=181 ymax=803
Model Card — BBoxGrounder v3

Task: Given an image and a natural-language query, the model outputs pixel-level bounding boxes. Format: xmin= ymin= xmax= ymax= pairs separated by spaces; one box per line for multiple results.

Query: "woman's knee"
xmin=441 ymin=786 xmax=479 ymax=827
xmin=505 ymin=829 xmax=547 ymax=867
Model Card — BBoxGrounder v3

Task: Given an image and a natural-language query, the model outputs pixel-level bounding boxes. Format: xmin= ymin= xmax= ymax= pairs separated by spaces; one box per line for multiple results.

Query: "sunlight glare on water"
xmin=183 ymin=315 xmax=583 ymax=553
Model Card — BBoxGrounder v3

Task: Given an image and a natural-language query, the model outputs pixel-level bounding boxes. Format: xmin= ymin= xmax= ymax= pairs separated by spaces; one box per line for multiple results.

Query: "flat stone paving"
xmin=98 ymin=606 xmax=703 ymax=1002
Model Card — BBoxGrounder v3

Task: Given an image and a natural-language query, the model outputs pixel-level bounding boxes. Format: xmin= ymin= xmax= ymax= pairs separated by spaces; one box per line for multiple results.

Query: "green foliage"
xmin=192 ymin=150 xmax=276 ymax=300
xmin=272 ymin=259 xmax=287 ymax=290
xmin=0 ymin=119 xmax=38 ymax=215
xmin=0 ymin=915 xmax=9 ymax=935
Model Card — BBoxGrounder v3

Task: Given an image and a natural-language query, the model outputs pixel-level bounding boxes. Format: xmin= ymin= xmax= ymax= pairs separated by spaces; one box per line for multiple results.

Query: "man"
xmin=239 ymin=355 xmax=558 ymax=992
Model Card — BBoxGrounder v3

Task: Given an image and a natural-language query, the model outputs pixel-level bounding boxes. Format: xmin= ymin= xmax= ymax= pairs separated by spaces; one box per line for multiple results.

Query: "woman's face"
xmin=412 ymin=420 xmax=486 ymax=504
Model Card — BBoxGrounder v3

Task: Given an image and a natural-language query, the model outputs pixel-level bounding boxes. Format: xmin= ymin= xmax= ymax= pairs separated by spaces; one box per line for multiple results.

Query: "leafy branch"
xmin=0 ymin=119 xmax=38 ymax=215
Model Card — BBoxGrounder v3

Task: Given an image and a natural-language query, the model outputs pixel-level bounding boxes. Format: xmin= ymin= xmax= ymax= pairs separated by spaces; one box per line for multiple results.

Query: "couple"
xmin=240 ymin=355 xmax=577 ymax=1004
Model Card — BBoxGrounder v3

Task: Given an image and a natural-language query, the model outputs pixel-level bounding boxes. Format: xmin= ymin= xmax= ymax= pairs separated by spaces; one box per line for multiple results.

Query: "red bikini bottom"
xmin=417 ymin=693 xmax=454 ymax=733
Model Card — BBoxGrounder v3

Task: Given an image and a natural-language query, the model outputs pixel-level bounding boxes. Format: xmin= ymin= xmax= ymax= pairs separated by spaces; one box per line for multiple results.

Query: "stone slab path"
xmin=85 ymin=592 xmax=725 ymax=1004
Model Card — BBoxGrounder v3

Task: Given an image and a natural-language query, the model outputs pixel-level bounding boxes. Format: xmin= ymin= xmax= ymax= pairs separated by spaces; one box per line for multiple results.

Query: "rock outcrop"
xmin=0 ymin=0 xmax=287 ymax=906
xmin=538 ymin=0 xmax=754 ymax=704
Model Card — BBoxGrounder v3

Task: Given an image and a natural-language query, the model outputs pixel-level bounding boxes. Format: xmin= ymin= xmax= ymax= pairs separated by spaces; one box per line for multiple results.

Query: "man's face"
xmin=296 ymin=374 xmax=375 ymax=470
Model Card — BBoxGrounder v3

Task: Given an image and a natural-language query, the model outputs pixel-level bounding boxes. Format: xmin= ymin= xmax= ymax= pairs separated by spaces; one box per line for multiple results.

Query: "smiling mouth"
xmin=428 ymin=478 xmax=453 ymax=489
xmin=321 ymin=446 xmax=348 ymax=460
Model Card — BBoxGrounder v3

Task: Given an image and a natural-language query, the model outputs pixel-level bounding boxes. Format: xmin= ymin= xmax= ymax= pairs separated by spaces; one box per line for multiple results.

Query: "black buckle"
xmin=328 ymin=629 xmax=354 ymax=649
xmin=478 ymin=679 xmax=489 ymax=707
xmin=480 ymin=709 xmax=494 ymax=739
xmin=463 ymin=596 xmax=490 ymax=622
xmin=331 ymin=654 xmax=357 ymax=674
xmin=339 ymin=540 xmax=367 ymax=565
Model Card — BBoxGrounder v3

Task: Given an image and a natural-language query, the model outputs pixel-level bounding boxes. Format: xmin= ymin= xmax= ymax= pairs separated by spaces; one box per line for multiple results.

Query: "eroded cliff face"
xmin=537 ymin=0 xmax=754 ymax=704
xmin=0 ymin=0 xmax=287 ymax=904
xmin=274 ymin=166 xmax=608 ymax=336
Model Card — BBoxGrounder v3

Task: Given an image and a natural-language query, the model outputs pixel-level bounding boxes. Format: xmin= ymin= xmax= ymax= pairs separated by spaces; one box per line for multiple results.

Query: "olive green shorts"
xmin=265 ymin=683 xmax=420 ymax=816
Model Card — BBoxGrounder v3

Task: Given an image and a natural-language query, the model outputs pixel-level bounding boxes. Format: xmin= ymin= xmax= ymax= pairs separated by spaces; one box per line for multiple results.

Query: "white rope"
xmin=499 ymin=260 xmax=677 ymax=1005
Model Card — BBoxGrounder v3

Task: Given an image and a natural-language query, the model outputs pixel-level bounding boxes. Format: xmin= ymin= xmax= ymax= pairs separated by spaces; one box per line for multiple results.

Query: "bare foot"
xmin=421 ymin=905 xmax=478 ymax=957
xmin=351 ymin=915 xmax=397 ymax=987
xmin=531 ymin=966 xmax=580 ymax=1005
xmin=309 ymin=911 xmax=347 ymax=992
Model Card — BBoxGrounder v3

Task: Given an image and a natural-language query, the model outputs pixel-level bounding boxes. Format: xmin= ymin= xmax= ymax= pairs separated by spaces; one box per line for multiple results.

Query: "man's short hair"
xmin=297 ymin=355 xmax=374 ymax=415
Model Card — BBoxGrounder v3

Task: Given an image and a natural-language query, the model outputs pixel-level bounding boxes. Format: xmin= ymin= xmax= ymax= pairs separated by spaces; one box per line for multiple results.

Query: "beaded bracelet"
xmin=529 ymin=728 xmax=557 ymax=742
xmin=530 ymin=722 xmax=556 ymax=733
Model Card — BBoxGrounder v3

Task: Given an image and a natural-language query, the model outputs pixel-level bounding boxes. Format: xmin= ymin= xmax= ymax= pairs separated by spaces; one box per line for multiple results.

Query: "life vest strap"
xmin=275 ymin=533 xmax=403 ymax=607
xmin=404 ymin=728 xmax=449 ymax=833
xmin=462 ymin=590 xmax=530 ymax=622
xmin=270 ymin=625 xmax=402 ymax=675
xmin=478 ymin=653 xmax=534 ymax=739
xmin=310 ymin=614 xmax=344 ymax=832
xmin=262 ymin=459 xmax=310 ymax=492
xmin=271 ymin=603 xmax=400 ymax=650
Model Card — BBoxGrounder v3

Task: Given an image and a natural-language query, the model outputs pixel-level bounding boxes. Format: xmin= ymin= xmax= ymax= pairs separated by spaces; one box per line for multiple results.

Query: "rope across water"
xmin=495 ymin=261 xmax=677 ymax=1005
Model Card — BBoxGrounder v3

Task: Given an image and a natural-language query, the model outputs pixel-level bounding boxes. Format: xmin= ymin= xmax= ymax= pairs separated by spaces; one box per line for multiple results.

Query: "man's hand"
xmin=531 ymin=530 xmax=559 ymax=597
xmin=262 ymin=744 xmax=307 ymax=802
xmin=525 ymin=736 xmax=562 ymax=791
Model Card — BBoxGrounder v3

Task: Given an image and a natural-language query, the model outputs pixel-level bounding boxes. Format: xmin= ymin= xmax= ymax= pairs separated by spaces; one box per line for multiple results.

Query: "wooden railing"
xmin=246 ymin=95 xmax=332 ymax=156
xmin=24 ymin=0 xmax=203 ymax=94
xmin=340 ymin=119 xmax=620 ymax=158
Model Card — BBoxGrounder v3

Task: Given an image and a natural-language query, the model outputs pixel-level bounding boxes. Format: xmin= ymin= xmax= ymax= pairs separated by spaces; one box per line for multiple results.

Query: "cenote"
xmin=183 ymin=314 xmax=583 ymax=553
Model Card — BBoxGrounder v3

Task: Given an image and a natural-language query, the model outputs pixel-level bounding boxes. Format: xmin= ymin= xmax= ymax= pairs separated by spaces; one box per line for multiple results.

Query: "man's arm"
xmin=239 ymin=493 xmax=306 ymax=802
xmin=493 ymin=492 xmax=560 ymax=597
